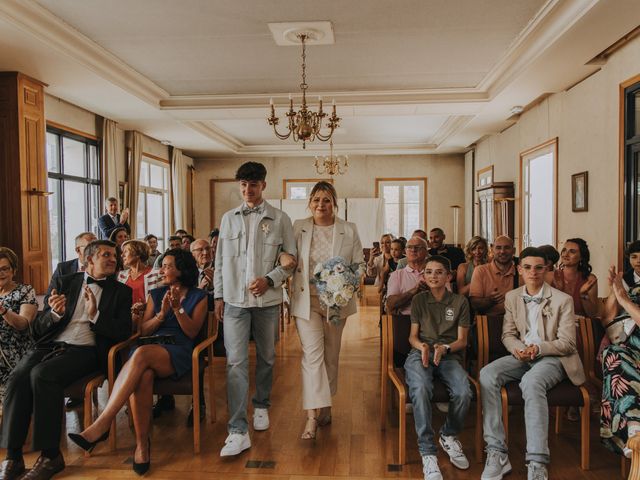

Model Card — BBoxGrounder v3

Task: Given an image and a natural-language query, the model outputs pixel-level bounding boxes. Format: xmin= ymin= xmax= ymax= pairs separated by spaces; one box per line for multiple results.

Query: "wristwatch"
xmin=442 ymin=344 xmax=451 ymax=353
xmin=265 ymin=276 xmax=274 ymax=287
xmin=177 ymin=307 xmax=185 ymax=315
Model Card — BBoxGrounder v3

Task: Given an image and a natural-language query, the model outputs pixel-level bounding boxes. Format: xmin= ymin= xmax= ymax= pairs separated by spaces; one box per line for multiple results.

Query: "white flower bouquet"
xmin=312 ymin=256 xmax=365 ymax=324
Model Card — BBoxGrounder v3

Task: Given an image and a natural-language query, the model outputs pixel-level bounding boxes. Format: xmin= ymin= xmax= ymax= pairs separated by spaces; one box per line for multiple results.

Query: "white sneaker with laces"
xmin=421 ymin=455 xmax=443 ymax=480
xmin=481 ymin=450 xmax=512 ymax=480
xmin=527 ymin=461 xmax=548 ymax=480
xmin=439 ymin=434 xmax=469 ymax=469
xmin=253 ymin=408 xmax=270 ymax=431
xmin=220 ymin=432 xmax=251 ymax=457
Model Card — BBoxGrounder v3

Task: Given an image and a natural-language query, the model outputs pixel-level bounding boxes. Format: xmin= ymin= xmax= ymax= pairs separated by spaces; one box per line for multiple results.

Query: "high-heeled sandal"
xmin=301 ymin=417 xmax=318 ymax=440
xmin=133 ymin=438 xmax=151 ymax=476
xmin=68 ymin=430 xmax=110 ymax=453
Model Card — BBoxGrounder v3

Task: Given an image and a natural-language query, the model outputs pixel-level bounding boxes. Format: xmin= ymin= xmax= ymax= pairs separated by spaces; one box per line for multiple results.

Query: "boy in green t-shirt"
xmin=405 ymin=255 xmax=472 ymax=480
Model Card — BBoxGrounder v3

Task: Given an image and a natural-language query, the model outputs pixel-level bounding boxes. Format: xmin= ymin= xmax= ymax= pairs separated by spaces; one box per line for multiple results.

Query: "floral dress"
xmin=600 ymin=280 xmax=640 ymax=454
xmin=0 ymin=283 xmax=36 ymax=401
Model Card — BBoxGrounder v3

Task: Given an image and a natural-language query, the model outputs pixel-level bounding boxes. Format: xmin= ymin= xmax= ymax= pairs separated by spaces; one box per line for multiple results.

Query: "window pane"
xmin=63 ymin=181 xmax=87 ymax=259
xmin=62 ymin=137 xmax=86 ymax=177
xmin=527 ymin=154 xmax=554 ymax=246
xmin=139 ymin=162 xmax=150 ymax=187
xmin=89 ymin=184 xmax=101 ymax=235
xmin=382 ymin=185 xmax=399 ymax=203
xmin=403 ymin=203 xmax=420 ymax=238
xmin=46 ymin=133 xmax=59 ymax=173
xmin=404 ymin=185 xmax=419 ymax=203
xmin=48 ymin=178 xmax=61 ymax=269
xmin=137 ymin=192 xmax=147 ymax=237
xmin=147 ymin=192 xmax=164 ymax=238
xmin=89 ymin=145 xmax=99 ymax=180
xmin=384 ymin=203 xmax=400 ymax=238
xmin=150 ymin=164 xmax=164 ymax=188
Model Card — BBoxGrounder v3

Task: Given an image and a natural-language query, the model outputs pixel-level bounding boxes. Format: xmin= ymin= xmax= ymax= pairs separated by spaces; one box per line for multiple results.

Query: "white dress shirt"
xmin=54 ymin=273 xmax=103 ymax=346
xmin=523 ymin=287 xmax=544 ymax=347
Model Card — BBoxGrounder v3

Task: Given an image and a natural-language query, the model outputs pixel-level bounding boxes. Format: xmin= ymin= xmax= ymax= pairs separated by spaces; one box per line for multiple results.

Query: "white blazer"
xmin=290 ymin=217 xmax=364 ymax=321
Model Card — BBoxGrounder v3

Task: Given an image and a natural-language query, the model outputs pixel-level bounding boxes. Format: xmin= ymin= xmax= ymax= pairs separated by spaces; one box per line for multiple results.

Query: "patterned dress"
xmin=601 ymin=279 xmax=640 ymax=454
xmin=0 ymin=283 xmax=37 ymax=401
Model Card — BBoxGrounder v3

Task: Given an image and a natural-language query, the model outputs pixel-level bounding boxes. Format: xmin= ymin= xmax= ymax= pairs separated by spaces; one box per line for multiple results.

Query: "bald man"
xmin=469 ymin=236 xmax=518 ymax=316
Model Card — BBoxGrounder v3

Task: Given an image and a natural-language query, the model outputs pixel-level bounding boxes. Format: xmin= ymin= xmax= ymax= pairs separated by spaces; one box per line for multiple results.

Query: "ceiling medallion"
xmin=268 ymin=32 xmax=340 ymax=149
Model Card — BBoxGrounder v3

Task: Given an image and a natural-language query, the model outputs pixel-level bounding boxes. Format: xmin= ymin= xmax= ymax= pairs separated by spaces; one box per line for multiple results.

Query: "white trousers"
xmin=295 ymin=295 xmax=347 ymax=410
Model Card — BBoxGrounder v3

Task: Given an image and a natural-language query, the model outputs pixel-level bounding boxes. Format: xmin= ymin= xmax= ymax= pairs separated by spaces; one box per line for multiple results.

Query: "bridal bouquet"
xmin=312 ymin=256 xmax=365 ymax=324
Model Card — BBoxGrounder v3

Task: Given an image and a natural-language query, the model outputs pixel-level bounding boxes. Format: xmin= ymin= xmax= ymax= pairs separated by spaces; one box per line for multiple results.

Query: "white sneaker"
xmin=527 ymin=461 xmax=548 ymax=480
xmin=439 ymin=434 xmax=469 ymax=469
xmin=253 ymin=408 xmax=269 ymax=431
xmin=220 ymin=432 xmax=251 ymax=457
xmin=481 ymin=450 xmax=512 ymax=480
xmin=421 ymin=454 xmax=443 ymax=480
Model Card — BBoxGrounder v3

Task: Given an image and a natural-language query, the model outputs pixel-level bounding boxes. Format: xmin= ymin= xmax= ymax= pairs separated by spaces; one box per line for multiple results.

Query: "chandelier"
xmin=314 ymin=139 xmax=348 ymax=176
xmin=268 ymin=33 xmax=340 ymax=149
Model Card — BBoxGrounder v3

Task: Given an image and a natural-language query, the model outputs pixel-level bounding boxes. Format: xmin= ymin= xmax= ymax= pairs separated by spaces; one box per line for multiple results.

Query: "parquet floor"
xmin=4 ymin=304 xmax=624 ymax=479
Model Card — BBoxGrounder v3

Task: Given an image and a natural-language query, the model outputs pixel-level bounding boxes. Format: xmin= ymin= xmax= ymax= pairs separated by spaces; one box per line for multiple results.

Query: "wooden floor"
xmin=5 ymin=303 xmax=624 ymax=479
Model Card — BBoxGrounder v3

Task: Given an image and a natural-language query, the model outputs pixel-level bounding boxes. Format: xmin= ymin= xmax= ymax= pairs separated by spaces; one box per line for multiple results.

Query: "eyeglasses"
xmin=521 ymin=265 xmax=546 ymax=272
xmin=406 ymin=246 xmax=426 ymax=251
xmin=193 ymin=247 xmax=212 ymax=253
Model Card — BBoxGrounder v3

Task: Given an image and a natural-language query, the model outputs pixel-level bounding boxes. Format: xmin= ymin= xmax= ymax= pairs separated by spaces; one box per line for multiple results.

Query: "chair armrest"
xmin=107 ymin=333 xmax=140 ymax=388
xmin=191 ymin=331 xmax=219 ymax=371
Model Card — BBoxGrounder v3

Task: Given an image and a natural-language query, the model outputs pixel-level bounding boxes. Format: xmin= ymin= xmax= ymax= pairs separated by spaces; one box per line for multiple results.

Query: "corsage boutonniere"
xmin=542 ymin=305 xmax=553 ymax=318
xmin=261 ymin=223 xmax=270 ymax=235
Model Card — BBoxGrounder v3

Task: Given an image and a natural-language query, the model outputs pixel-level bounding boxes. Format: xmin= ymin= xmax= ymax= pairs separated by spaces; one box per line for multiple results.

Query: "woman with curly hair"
xmin=456 ymin=236 xmax=488 ymax=296
xmin=554 ymin=238 xmax=599 ymax=318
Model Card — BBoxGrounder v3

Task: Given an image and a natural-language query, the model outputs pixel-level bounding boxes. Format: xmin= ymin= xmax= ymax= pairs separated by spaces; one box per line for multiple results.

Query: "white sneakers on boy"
xmin=253 ymin=408 xmax=270 ymax=431
xmin=481 ymin=450 xmax=512 ymax=480
xmin=421 ymin=455 xmax=443 ymax=480
xmin=219 ymin=432 xmax=251 ymax=457
xmin=439 ymin=434 xmax=469 ymax=469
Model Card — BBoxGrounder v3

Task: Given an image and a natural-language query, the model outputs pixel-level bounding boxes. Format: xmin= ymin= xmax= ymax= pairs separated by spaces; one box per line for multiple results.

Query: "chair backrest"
xmin=476 ymin=315 xmax=508 ymax=371
xmin=387 ymin=314 xmax=412 ymax=369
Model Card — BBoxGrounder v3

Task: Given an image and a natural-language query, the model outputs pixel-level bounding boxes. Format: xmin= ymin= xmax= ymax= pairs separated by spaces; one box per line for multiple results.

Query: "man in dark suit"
xmin=97 ymin=197 xmax=130 ymax=240
xmin=428 ymin=227 xmax=466 ymax=272
xmin=0 ymin=240 xmax=132 ymax=480
xmin=45 ymin=232 xmax=97 ymax=302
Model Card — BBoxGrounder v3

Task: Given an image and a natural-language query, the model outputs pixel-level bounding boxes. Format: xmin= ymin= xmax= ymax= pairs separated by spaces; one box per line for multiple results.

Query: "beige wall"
xmin=472 ymin=35 xmax=640 ymax=292
xmin=193 ymin=154 xmax=465 ymax=242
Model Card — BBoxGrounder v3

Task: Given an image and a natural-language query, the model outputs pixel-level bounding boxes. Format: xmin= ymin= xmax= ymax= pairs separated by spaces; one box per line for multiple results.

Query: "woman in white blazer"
xmin=291 ymin=181 xmax=364 ymax=440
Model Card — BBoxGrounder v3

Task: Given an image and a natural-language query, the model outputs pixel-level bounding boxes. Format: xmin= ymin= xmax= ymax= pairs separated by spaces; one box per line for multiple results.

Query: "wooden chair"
xmin=380 ymin=313 xmax=482 ymax=465
xmin=476 ymin=314 xmax=592 ymax=470
xmin=109 ymin=312 xmax=219 ymax=454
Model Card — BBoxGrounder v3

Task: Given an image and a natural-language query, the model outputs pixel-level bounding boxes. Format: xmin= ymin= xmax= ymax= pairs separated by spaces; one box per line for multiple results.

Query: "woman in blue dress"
xmin=68 ymin=248 xmax=208 ymax=475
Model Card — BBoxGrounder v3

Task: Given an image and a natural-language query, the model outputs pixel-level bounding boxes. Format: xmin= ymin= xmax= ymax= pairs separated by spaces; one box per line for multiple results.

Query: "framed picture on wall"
xmin=571 ymin=171 xmax=588 ymax=212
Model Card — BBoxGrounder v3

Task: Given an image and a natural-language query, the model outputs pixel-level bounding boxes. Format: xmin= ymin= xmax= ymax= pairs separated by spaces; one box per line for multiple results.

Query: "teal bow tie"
xmin=242 ymin=206 xmax=263 ymax=216
xmin=522 ymin=295 xmax=543 ymax=304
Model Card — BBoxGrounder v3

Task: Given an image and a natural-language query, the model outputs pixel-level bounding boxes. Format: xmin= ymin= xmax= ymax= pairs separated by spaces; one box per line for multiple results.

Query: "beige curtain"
xmin=171 ymin=147 xmax=193 ymax=232
xmin=101 ymin=118 xmax=119 ymax=199
xmin=125 ymin=131 xmax=143 ymax=237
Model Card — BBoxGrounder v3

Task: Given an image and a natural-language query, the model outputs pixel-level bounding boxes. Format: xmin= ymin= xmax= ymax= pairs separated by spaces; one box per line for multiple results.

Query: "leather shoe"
xmin=20 ymin=455 xmax=64 ymax=480
xmin=0 ymin=459 xmax=25 ymax=480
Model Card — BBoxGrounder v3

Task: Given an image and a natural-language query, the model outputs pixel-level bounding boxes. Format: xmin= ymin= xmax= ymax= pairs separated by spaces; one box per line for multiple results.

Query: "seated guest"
xmin=405 ymin=256 xmax=472 ymax=480
xmin=191 ymin=239 xmax=214 ymax=293
xmin=378 ymin=239 xmax=404 ymax=300
xmin=366 ymin=233 xmax=394 ymax=285
xmin=46 ymin=232 xmax=97 ymax=300
xmin=117 ymin=240 xmax=159 ymax=330
xmin=387 ymin=236 xmax=429 ymax=315
xmin=209 ymin=228 xmax=220 ymax=258
xmin=174 ymin=229 xmax=188 ymax=238
xmin=428 ymin=228 xmax=466 ymax=273
xmin=479 ymin=247 xmax=585 ymax=480
xmin=181 ymin=234 xmax=195 ymax=251
xmin=0 ymin=248 xmax=38 ymax=403
xmin=600 ymin=241 xmax=640 ymax=457
xmin=553 ymin=238 xmax=599 ymax=318
xmin=397 ymin=230 xmax=429 ymax=269
xmin=469 ymin=235 xmax=517 ymax=316
xmin=0 ymin=240 xmax=132 ymax=480
xmin=109 ymin=226 xmax=129 ymax=248
xmin=68 ymin=248 xmax=207 ymax=476
xmin=153 ymin=236 xmax=183 ymax=270
xmin=97 ymin=197 xmax=130 ymax=240
xmin=144 ymin=234 xmax=161 ymax=268
xmin=456 ymin=236 xmax=488 ymax=297
xmin=538 ymin=244 xmax=560 ymax=286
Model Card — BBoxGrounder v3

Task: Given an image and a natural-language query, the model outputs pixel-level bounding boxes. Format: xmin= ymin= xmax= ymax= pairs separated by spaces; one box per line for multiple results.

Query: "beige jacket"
xmin=290 ymin=217 xmax=364 ymax=321
xmin=502 ymin=283 xmax=586 ymax=386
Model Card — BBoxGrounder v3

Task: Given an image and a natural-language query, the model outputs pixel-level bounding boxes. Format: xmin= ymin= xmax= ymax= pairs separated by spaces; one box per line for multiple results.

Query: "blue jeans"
xmin=224 ymin=304 xmax=280 ymax=434
xmin=479 ymin=355 xmax=566 ymax=464
xmin=404 ymin=349 xmax=472 ymax=456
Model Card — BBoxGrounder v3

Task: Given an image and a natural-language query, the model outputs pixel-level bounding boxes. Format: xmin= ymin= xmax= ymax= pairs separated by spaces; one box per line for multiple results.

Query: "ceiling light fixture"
xmin=268 ymin=32 xmax=340 ymax=149
xmin=314 ymin=139 xmax=348 ymax=176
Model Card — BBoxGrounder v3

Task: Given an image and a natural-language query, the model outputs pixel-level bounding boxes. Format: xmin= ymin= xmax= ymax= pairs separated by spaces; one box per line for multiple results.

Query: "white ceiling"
xmin=0 ymin=0 xmax=637 ymax=158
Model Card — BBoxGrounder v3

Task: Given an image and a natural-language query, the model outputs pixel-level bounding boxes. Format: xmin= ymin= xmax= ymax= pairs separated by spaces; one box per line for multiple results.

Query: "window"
xmin=283 ymin=179 xmax=333 ymax=199
xmin=376 ymin=178 xmax=426 ymax=238
xmin=46 ymin=127 xmax=101 ymax=270
xmin=623 ymin=79 xmax=640 ymax=253
xmin=520 ymin=139 xmax=557 ymax=248
xmin=137 ymin=157 xmax=170 ymax=251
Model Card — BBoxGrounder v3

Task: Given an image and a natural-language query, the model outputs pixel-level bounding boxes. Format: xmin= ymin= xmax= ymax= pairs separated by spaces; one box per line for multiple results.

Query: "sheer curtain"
xmin=171 ymin=147 xmax=193 ymax=232
xmin=125 ymin=131 xmax=143 ymax=237
xmin=101 ymin=118 xmax=119 ymax=198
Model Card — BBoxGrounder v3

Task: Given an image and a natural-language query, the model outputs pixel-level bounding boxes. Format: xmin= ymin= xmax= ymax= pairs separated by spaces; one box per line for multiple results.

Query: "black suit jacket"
xmin=44 ymin=258 xmax=79 ymax=305
xmin=36 ymin=272 xmax=133 ymax=373
xmin=98 ymin=213 xmax=131 ymax=240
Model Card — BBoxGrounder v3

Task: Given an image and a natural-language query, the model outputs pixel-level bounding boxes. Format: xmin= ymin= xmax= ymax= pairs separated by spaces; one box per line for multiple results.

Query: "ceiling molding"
xmin=0 ymin=0 xmax=169 ymax=106
xmin=180 ymin=121 xmax=244 ymax=152
xmin=428 ymin=115 xmax=475 ymax=147
xmin=228 ymin=142 xmax=442 ymax=158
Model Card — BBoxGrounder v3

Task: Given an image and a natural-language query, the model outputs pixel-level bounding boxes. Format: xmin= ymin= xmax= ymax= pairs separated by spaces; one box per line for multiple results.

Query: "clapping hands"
xmin=48 ymin=289 xmax=66 ymax=316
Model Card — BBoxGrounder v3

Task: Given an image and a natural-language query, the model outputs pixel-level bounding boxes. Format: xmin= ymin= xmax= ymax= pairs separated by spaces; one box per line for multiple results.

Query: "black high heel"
xmin=68 ymin=430 xmax=109 ymax=453
xmin=132 ymin=438 xmax=151 ymax=476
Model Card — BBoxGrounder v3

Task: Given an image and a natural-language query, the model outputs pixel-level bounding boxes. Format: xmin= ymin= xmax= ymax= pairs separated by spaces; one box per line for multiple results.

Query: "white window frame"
xmin=137 ymin=157 xmax=170 ymax=251
xmin=376 ymin=178 xmax=427 ymax=239
xmin=283 ymin=178 xmax=333 ymax=200
xmin=520 ymin=138 xmax=558 ymax=249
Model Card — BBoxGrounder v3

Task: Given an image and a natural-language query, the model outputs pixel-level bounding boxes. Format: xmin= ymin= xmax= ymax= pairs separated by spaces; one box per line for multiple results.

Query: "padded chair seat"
xmin=64 ymin=371 xmax=104 ymax=398
xmin=502 ymin=378 xmax=586 ymax=407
